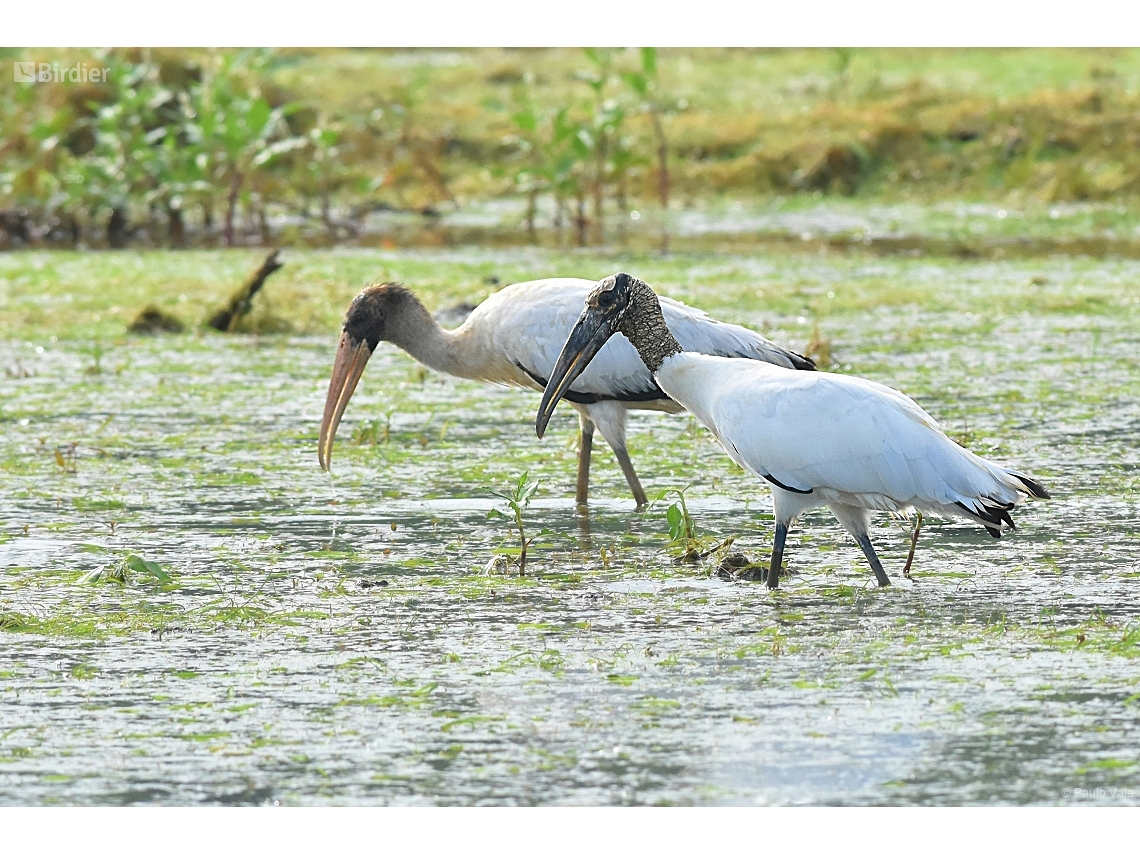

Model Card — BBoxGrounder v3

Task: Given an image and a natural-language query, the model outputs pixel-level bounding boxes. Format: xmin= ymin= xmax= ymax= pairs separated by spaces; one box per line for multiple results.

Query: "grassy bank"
xmin=2 ymin=237 xmax=1135 ymax=343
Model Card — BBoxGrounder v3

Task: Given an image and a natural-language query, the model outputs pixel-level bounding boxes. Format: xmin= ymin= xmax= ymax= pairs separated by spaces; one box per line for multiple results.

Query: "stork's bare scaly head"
xmin=318 ymin=282 xmax=418 ymax=472
xmin=586 ymin=271 xmax=639 ymax=316
xmin=535 ymin=273 xmax=649 ymax=439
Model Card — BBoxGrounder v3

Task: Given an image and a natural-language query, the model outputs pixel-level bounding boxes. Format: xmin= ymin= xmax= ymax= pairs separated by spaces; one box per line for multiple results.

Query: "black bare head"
xmin=582 ymin=272 xmax=663 ymax=331
xmin=536 ymin=272 xmax=681 ymax=438
xmin=594 ymin=272 xmax=682 ymax=373
xmin=342 ymin=282 xmax=421 ymax=351
xmin=588 ymin=271 xmax=638 ymax=312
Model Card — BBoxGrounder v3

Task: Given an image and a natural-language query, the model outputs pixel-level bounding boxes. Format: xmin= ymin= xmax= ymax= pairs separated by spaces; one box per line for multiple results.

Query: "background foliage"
xmin=3 ymin=47 xmax=1140 ymax=248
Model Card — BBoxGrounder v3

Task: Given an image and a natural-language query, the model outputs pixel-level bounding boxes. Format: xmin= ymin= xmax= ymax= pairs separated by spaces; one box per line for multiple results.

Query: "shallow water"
xmin=1 ymin=250 xmax=1138 ymax=805
xmin=110 ymin=197 xmax=1140 ymax=258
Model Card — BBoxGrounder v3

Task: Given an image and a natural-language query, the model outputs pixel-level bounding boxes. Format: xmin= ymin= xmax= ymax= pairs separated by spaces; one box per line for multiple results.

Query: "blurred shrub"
xmin=3 ymin=48 xmax=1140 ymax=249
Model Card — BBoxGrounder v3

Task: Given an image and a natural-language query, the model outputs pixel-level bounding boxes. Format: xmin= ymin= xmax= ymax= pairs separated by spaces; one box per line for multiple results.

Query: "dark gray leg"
xmin=766 ymin=522 xmax=788 ymax=589
xmin=576 ymin=421 xmax=594 ymax=507
xmin=612 ymin=446 xmax=648 ymax=509
xmin=856 ymin=533 xmax=892 ymax=587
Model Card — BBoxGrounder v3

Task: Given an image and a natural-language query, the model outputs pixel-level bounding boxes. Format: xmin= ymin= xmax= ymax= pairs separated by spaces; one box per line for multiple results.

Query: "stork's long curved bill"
xmin=318 ymin=332 xmax=372 ymax=472
xmin=535 ymin=307 xmax=618 ymax=439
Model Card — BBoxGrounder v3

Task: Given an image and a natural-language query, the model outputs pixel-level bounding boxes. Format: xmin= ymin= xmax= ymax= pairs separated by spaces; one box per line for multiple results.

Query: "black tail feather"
xmin=955 ymin=499 xmax=1017 ymax=538
xmin=955 ymin=471 xmax=1046 ymax=537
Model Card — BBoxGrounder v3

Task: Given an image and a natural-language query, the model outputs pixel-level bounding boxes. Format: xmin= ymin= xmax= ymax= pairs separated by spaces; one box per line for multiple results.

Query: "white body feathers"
xmin=655 ymin=352 xmax=1040 ymax=534
xmin=455 ymin=278 xmax=807 ymax=399
xmin=442 ymin=278 xmax=810 ymax=459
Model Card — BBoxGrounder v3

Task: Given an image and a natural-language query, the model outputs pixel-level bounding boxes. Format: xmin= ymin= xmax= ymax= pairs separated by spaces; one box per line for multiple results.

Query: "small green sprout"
xmin=489 ymin=471 xmax=540 ymax=575
xmin=658 ymin=485 xmax=736 ymax=567
xmin=663 ymin=485 xmax=697 ymax=545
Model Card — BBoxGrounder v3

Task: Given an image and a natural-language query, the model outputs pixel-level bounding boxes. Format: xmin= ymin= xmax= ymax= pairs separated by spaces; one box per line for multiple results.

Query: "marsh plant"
xmin=663 ymin=484 xmax=697 ymax=546
xmin=498 ymin=47 xmax=677 ymax=247
xmin=53 ymin=442 xmax=79 ymax=474
xmin=489 ymin=470 xmax=540 ymax=575
xmin=661 ymin=485 xmax=737 ymax=565
xmin=351 ymin=416 xmax=389 ymax=447
xmin=79 ymin=554 xmax=173 ymax=586
xmin=7 ymin=48 xmax=1140 ymax=251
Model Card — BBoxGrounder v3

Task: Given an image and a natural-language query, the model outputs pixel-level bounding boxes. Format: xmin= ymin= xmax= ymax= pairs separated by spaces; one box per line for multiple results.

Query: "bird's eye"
xmin=598 ymin=289 xmax=616 ymax=306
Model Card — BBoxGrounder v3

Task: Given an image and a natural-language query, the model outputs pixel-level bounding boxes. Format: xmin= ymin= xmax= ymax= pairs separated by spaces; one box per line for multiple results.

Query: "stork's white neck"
xmin=386 ymin=299 xmax=475 ymax=379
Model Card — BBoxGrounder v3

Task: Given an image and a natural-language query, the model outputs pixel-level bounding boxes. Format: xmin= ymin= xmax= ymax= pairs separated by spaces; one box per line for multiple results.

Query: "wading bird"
xmin=319 ymin=278 xmax=814 ymax=506
xmin=536 ymin=273 xmax=1050 ymax=587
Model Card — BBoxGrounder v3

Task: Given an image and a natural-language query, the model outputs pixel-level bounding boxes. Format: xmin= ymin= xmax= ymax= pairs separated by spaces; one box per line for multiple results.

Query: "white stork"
xmin=318 ymin=277 xmax=815 ymax=506
xmin=536 ymin=273 xmax=1051 ymax=587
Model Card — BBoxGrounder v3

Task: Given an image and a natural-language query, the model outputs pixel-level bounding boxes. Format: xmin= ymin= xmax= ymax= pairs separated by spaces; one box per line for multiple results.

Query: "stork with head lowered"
xmin=319 ymin=277 xmax=815 ymax=507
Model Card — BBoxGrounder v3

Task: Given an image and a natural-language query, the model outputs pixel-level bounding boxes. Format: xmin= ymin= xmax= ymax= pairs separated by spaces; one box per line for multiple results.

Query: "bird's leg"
xmin=584 ymin=403 xmax=646 ymax=508
xmin=612 ymin=446 xmax=648 ymax=510
xmin=856 ymin=534 xmax=892 ymax=587
xmin=576 ymin=419 xmax=595 ymax=507
xmin=766 ymin=522 xmax=789 ymax=589
xmin=902 ymin=512 xmax=923 ymax=579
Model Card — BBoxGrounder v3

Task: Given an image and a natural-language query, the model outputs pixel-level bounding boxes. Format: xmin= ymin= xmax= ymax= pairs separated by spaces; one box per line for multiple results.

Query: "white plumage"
xmin=536 ymin=273 xmax=1050 ymax=587
xmin=471 ymin=278 xmax=807 ymax=400
xmin=660 ymin=353 xmax=1045 ymax=550
xmin=319 ymin=277 xmax=814 ymax=506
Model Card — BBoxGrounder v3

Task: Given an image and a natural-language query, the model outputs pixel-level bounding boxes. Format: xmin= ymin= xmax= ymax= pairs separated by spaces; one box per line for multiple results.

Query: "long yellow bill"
xmin=318 ymin=332 xmax=372 ymax=472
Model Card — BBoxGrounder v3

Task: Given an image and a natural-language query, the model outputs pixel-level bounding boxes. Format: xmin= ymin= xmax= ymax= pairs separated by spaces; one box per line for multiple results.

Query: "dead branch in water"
xmin=207 ymin=250 xmax=283 ymax=332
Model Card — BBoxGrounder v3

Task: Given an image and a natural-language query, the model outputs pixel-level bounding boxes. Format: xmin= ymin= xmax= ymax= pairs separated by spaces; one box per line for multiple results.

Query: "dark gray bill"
xmin=535 ymin=307 xmax=619 ymax=438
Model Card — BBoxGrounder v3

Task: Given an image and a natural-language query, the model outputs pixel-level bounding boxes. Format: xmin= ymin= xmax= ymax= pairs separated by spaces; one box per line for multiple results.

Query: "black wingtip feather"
xmin=1011 ymin=472 xmax=1052 ymax=500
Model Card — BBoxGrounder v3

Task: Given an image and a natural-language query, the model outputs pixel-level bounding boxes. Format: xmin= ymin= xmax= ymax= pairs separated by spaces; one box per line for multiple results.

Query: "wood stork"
xmin=536 ymin=273 xmax=1051 ymax=587
xmin=318 ymin=278 xmax=815 ymax=506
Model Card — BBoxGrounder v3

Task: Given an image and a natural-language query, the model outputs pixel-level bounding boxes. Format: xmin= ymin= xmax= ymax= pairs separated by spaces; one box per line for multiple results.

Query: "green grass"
xmin=270 ymin=47 xmax=1140 ymax=202
xmin=2 ymin=242 xmax=1137 ymax=342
